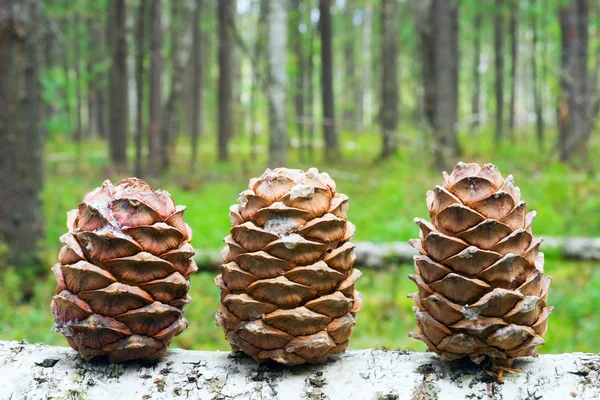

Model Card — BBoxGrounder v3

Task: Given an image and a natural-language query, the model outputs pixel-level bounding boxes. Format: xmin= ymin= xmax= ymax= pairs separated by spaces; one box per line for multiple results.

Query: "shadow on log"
xmin=1 ymin=341 xmax=599 ymax=399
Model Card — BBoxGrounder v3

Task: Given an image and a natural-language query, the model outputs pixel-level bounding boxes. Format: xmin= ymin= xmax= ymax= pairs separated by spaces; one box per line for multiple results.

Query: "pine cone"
xmin=51 ymin=178 xmax=196 ymax=362
xmin=408 ymin=162 xmax=553 ymax=366
xmin=216 ymin=168 xmax=362 ymax=365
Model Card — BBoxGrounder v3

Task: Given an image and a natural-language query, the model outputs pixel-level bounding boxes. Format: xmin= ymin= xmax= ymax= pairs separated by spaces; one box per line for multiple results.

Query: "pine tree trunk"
xmin=95 ymin=19 xmax=107 ymax=140
xmin=380 ymin=0 xmax=399 ymax=159
xmin=306 ymin=20 xmax=315 ymax=160
xmin=217 ymin=0 xmax=233 ymax=162
xmin=558 ymin=0 xmax=590 ymax=162
xmin=508 ymin=3 xmax=518 ymax=138
xmin=432 ymin=0 xmax=459 ymax=170
xmin=73 ymin=11 xmax=82 ymax=146
xmin=148 ymin=0 xmax=163 ymax=176
xmin=319 ymin=0 xmax=337 ymax=159
xmin=530 ymin=0 xmax=544 ymax=148
xmin=86 ymin=19 xmax=98 ymax=139
xmin=361 ymin=2 xmax=372 ymax=128
xmin=471 ymin=8 xmax=482 ymax=131
xmin=134 ymin=0 xmax=147 ymax=177
xmin=343 ymin=5 xmax=356 ymax=125
xmin=0 ymin=0 xmax=44 ymax=270
xmin=416 ymin=0 xmax=435 ymax=128
xmin=162 ymin=0 xmax=191 ymax=173
xmin=190 ymin=0 xmax=204 ymax=171
xmin=108 ymin=0 xmax=129 ymax=170
xmin=291 ymin=0 xmax=305 ymax=161
xmin=266 ymin=0 xmax=288 ymax=166
xmin=494 ymin=0 xmax=505 ymax=143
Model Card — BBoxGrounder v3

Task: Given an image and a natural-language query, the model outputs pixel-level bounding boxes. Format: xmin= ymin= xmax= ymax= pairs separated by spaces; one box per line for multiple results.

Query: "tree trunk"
xmin=61 ymin=17 xmax=72 ymax=135
xmin=108 ymin=0 xmax=128 ymax=170
xmin=343 ymin=4 xmax=356 ymax=125
xmin=86 ymin=19 xmax=98 ymax=140
xmin=190 ymin=0 xmax=204 ymax=171
xmin=217 ymin=1 xmax=233 ymax=161
xmin=266 ymin=0 xmax=288 ymax=166
xmin=319 ymin=0 xmax=337 ymax=160
xmin=361 ymin=2 xmax=373 ymax=128
xmin=432 ymin=0 xmax=459 ymax=170
xmin=494 ymin=0 xmax=505 ymax=143
xmin=471 ymin=8 xmax=482 ymax=131
xmin=306 ymin=18 xmax=315 ymax=160
xmin=558 ymin=0 xmax=590 ymax=162
xmin=380 ymin=0 xmax=399 ymax=159
xmin=134 ymin=0 xmax=147 ymax=178
xmin=72 ymin=11 xmax=82 ymax=146
xmin=291 ymin=0 xmax=305 ymax=161
xmin=530 ymin=0 xmax=544 ymax=148
xmin=0 ymin=0 xmax=44 ymax=270
xmin=148 ymin=0 xmax=163 ymax=177
xmin=95 ymin=16 xmax=107 ymax=140
xmin=162 ymin=0 xmax=191 ymax=173
xmin=508 ymin=2 xmax=518 ymax=138
xmin=415 ymin=0 xmax=435 ymax=129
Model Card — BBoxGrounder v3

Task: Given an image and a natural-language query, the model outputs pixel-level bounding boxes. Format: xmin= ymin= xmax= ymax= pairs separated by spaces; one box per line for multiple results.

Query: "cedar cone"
xmin=409 ymin=162 xmax=553 ymax=366
xmin=216 ymin=168 xmax=362 ymax=365
xmin=51 ymin=178 xmax=196 ymax=362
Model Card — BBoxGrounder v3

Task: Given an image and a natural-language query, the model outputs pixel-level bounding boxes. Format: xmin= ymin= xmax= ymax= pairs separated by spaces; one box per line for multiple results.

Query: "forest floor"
xmin=2 ymin=127 xmax=599 ymax=353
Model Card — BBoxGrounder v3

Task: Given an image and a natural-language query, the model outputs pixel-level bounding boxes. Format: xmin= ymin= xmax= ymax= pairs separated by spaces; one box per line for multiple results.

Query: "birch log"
xmin=1 ymin=341 xmax=599 ymax=399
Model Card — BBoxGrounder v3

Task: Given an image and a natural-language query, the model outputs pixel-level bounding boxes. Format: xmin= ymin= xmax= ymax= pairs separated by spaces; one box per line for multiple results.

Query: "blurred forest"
xmin=0 ymin=0 xmax=599 ymax=354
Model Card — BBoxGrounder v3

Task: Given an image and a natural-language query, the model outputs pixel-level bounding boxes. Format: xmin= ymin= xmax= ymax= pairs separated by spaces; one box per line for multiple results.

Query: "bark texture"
xmin=134 ymin=0 xmax=147 ymax=177
xmin=319 ymin=0 xmax=338 ymax=159
xmin=148 ymin=0 xmax=164 ymax=177
xmin=190 ymin=0 xmax=204 ymax=171
xmin=217 ymin=0 xmax=234 ymax=162
xmin=266 ymin=0 xmax=288 ymax=166
xmin=108 ymin=0 xmax=128 ymax=170
xmin=0 ymin=0 xmax=44 ymax=269
xmin=558 ymin=0 xmax=590 ymax=162
xmin=1 ymin=342 xmax=599 ymax=399
xmin=380 ymin=0 xmax=399 ymax=159
xmin=494 ymin=0 xmax=505 ymax=143
xmin=432 ymin=0 xmax=459 ymax=170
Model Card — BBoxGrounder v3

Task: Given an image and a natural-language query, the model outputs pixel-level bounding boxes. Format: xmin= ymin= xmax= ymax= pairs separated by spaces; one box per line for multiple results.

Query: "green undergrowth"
xmin=1 ymin=257 xmax=599 ymax=354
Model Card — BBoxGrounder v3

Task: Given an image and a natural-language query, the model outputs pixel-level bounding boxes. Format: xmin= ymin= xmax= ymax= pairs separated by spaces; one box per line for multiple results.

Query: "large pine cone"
xmin=216 ymin=168 xmax=362 ymax=365
xmin=408 ymin=162 xmax=553 ymax=366
xmin=51 ymin=178 xmax=196 ymax=362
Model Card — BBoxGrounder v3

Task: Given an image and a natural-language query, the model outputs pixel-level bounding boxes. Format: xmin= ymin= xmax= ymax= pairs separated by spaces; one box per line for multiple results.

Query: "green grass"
xmin=2 ymin=257 xmax=599 ymax=354
xmin=3 ymin=126 xmax=599 ymax=353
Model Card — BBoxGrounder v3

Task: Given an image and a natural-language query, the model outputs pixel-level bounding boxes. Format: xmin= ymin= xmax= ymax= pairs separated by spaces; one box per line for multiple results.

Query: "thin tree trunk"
xmin=61 ymin=17 xmax=72 ymax=134
xmin=162 ymin=0 xmax=191 ymax=173
xmin=266 ymin=0 xmax=288 ymax=166
xmin=416 ymin=0 xmax=435 ymax=129
xmin=343 ymin=4 xmax=356 ymax=124
xmin=530 ymin=0 xmax=544 ymax=148
xmin=361 ymin=2 xmax=372 ymax=128
xmin=134 ymin=0 xmax=147 ymax=177
xmin=291 ymin=0 xmax=305 ymax=161
xmin=217 ymin=0 xmax=233 ymax=161
xmin=471 ymin=8 xmax=482 ymax=131
xmin=73 ymin=11 xmax=82 ymax=145
xmin=108 ymin=0 xmax=128 ymax=170
xmin=557 ymin=0 xmax=590 ymax=162
xmin=432 ymin=0 xmax=459 ymax=170
xmin=96 ymin=14 xmax=107 ymax=140
xmin=0 ymin=0 xmax=44 ymax=270
xmin=319 ymin=0 xmax=338 ymax=160
xmin=306 ymin=18 xmax=315 ymax=160
xmin=508 ymin=2 xmax=518 ymax=138
xmin=190 ymin=0 xmax=203 ymax=171
xmin=86 ymin=19 xmax=98 ymax=140
xmin=494 ymin=0 xmax=505 ymax=143
xmin=148 ymin=0 xmax=163 ymax=176
xmin=380 ymin=0 xmax=399 ymax=159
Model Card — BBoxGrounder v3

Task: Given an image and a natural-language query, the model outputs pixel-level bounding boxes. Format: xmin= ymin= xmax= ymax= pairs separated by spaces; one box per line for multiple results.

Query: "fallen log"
xmin=195 ymin=237 xmax=600 ymax=270
xmin=1 ymin=341 xmax=599 ymax=399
